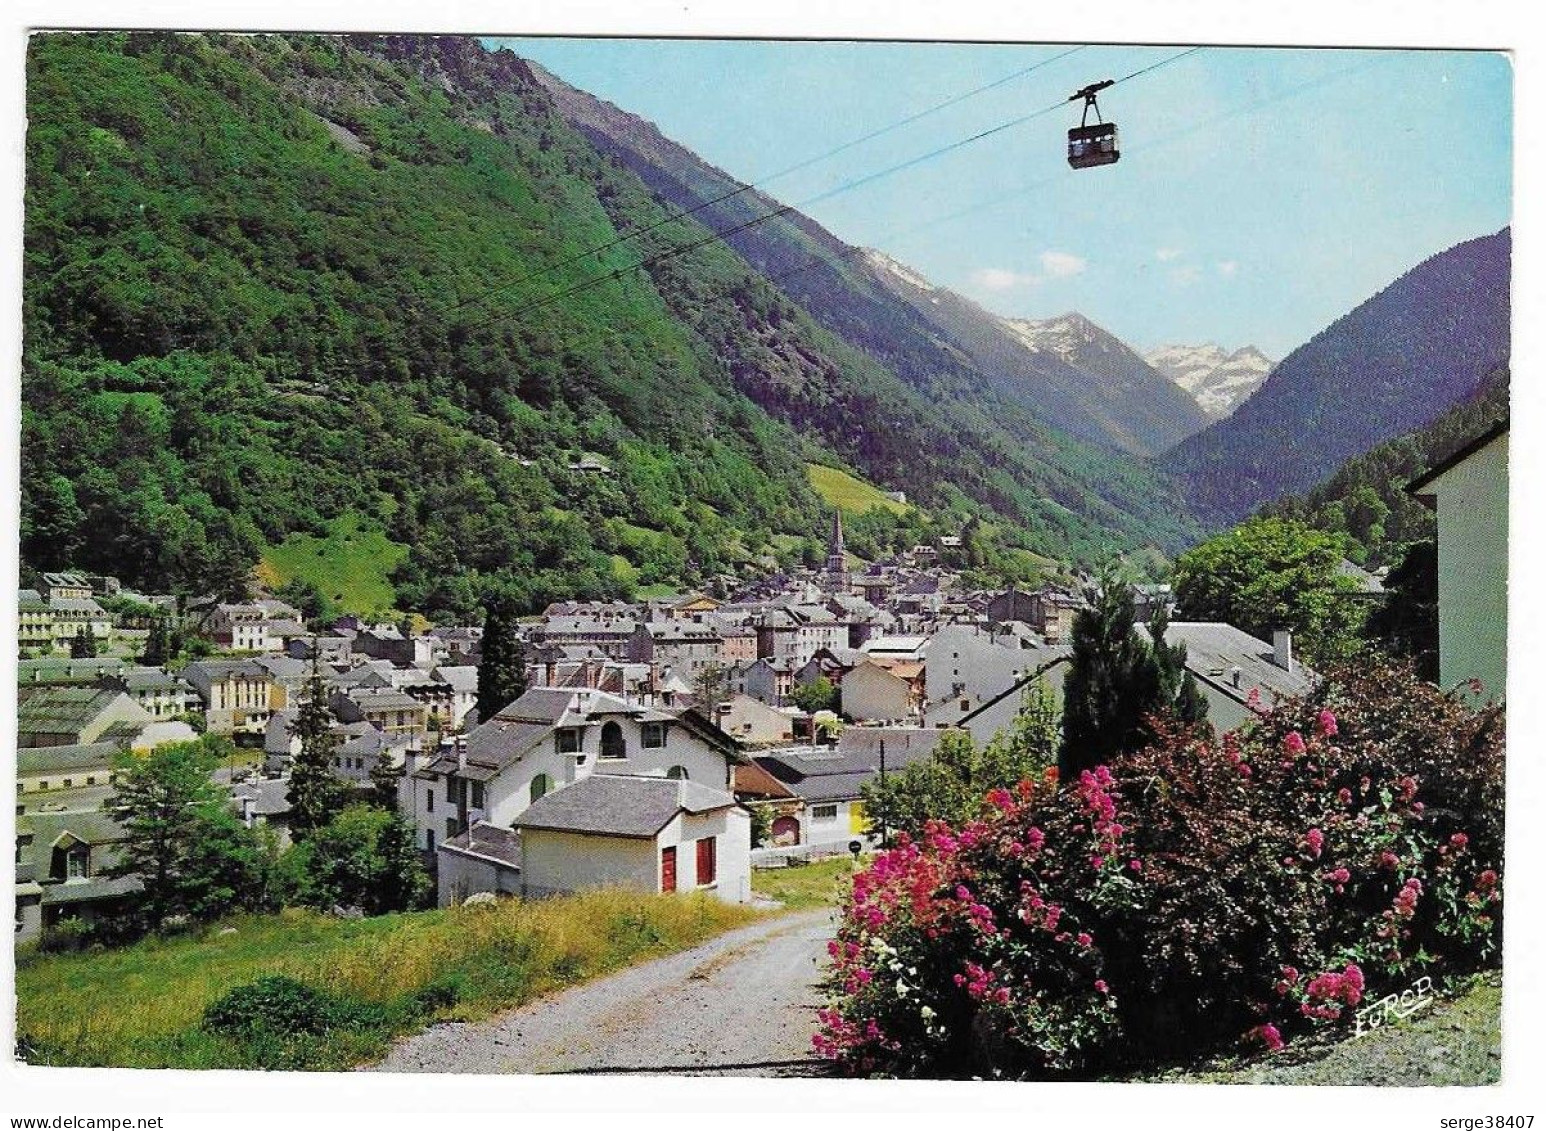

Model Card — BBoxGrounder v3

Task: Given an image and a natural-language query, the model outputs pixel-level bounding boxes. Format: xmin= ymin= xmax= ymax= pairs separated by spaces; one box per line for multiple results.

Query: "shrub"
xmin=815 ymin=656 xmax=1503 ymax=1078
xmin=202 ymin=976 xmax=338 ymax=1037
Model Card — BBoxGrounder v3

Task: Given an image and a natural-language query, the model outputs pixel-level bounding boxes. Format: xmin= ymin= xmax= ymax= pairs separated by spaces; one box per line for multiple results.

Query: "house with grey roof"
xmin=411 ymin=687 xmax=746 ymax=905
xmin=230 ymin=778 xmax=295 ymax=846
xmin=755 ymin=727 xmax=946 ymax=848
xmin=47 ymin=595 xmax=111 ymax=647
xmin=181 ymin=659 xmax=285 ymax=736
xmin=507 ymin=774 xmax=749 ymax=904
xmin=17 ymin=742 xmax=120 ymax=803
xmin=1141 ymin=621 xmax=1318 ymax=732
xmin=103 ymin=666 xmax=197 ymax=720
xmin=15 ymin=810 xmax=139 ymax=946
xmin=331 ymin=687 xmax=429 ymax=740
xmin=18 ymin=588 xmax=54 ymax=652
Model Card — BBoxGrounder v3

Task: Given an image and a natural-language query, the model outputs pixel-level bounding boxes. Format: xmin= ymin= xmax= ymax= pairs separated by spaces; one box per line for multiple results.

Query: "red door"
xmin=661 ymin=846 xmax=677 ymax=893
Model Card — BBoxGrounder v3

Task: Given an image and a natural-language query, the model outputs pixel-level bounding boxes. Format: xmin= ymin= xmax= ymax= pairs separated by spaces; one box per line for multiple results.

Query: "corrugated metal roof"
xmin=17 ymin=743 xmax=119 ymax=776
xmin=17 ymin=687 xmax=130 ymax=734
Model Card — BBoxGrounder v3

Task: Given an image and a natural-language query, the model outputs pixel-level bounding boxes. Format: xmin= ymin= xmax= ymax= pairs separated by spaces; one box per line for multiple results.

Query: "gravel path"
xmin=367 ymin=908 xmax=836 ymax=1077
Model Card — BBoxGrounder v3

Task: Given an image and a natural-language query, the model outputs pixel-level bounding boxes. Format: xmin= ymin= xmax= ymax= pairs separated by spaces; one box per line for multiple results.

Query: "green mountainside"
xmin=1258 ymin=367 xmax=1509 ymax=569
xmin=1163 ymin=229 xmax=1511 ymax=527
xmin=22 ymin=32 xmax=1208 ymax=616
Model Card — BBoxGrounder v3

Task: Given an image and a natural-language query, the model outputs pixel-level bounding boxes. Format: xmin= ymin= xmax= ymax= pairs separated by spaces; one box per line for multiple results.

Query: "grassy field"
xmin=752 ymin=855 xmax=858 ymax=910
xmin=16 ymin=890 xmax=762 ymax=1071
xmin=805 ymin=464 xmax=910 ymax=517
xmin=257 ymin=512 xmax=407 ymax=618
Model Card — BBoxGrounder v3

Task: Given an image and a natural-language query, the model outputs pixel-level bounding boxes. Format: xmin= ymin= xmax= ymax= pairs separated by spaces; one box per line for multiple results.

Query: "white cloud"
xmin=1170 ymin=265 xmax=1203 ymax=286
xmin=971 ymin=250 xmax=1086 ymax=293
xmin=1155 ymin=247 xmax=1183 ymax=262
xmin=1040 ymin=250 xmax=1087 ymax=278
xmin=1216 ymin=260 xmax=1239 ymax=278
xmin=971 ymin=267 xmax=1033 ymax=291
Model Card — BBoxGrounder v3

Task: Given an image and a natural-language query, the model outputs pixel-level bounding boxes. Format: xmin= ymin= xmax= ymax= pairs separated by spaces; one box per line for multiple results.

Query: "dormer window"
xmin=641 ymin=722 xmax=668 ymax=749
xmin=555 ymin=728 xmax=583 ymax=755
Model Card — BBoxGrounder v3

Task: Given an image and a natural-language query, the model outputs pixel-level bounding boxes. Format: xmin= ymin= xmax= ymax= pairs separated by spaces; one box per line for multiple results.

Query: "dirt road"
xmin=367 ymin=908 xmax=836 ymax=1076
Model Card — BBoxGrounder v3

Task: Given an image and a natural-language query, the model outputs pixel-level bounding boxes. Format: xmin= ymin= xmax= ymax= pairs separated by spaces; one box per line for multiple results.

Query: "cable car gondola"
xmin=1067 ymin=79 xmax=1119 ymax=169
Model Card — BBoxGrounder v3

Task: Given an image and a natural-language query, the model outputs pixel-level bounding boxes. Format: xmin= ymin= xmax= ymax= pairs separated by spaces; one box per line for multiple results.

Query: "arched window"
xmin=530 ymin=773 xmax=552 ymax=803
xmin=665 ymin=765 xmax=689 ymax=781
xmin=600 ymin=721 xmax=626 ymax=760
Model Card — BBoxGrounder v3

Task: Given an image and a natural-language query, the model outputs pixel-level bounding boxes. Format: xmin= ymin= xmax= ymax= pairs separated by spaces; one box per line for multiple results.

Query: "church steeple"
xmin=824 ymin=509 xmax=849 ymax=590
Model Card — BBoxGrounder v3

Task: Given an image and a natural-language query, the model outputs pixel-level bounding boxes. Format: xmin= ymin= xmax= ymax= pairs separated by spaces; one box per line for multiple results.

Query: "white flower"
xmin=920 ymin=1005 xmax=936 ymax=1021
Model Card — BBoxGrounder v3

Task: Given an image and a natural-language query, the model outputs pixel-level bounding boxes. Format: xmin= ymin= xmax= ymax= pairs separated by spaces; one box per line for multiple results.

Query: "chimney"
xmin=1272 ymin=631 xmax=1293 ymax=673
xmin=1230 ymin=665 xmax=1242 ymax=689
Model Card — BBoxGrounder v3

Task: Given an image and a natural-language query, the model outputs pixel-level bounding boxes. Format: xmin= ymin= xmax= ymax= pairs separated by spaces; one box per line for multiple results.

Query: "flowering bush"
xmin=815 ymin=656 xmax=1503 ymax=1077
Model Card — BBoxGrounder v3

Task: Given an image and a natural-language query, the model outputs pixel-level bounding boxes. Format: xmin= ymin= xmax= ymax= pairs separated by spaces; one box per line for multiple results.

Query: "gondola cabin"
xmin=1068 ymin=122 xmax=1119 ymax=168
xmin=1067 ymin=79 xmax=1119 ymax=170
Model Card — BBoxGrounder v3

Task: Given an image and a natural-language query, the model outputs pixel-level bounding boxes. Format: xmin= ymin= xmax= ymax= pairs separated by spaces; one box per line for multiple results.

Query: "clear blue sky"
xmin=485 ymin=38 xmax=1511 ymax=359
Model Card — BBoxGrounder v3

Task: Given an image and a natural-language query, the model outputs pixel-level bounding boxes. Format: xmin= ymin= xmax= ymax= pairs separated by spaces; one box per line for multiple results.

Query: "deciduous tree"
xmin=1171 ymin=517 xmax=1364 ymax=666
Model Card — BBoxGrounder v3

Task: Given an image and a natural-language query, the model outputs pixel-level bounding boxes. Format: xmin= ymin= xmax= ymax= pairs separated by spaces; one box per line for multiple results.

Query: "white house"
xmin=841 ymin=659 xmax=920 ymax=724
xmin=1408 ymin=420 xmax=1508 ymax=703
xmin=511 ymin=774 xmax=750 ymax=904
xmin=413 ymin=687 xmax=746 ymax=903
xmin=754 ymin=727 xmax=945 ymax=848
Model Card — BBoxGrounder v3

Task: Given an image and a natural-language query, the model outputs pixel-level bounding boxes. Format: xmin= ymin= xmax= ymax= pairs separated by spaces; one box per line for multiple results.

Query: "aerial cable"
xmin=462 ymin=49 xmax=1402 ymax=372
xmin=448 ymin=44 xmax=1088 ymax=317
xmin=494 ymin=46 xmax=1202 ymax=329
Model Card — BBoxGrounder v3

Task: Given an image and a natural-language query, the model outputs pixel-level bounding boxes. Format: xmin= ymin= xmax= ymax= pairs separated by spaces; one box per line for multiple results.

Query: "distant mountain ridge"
xmin=1162 ymin=229 xmax=1511 ymax=527
xmin=531 ymin=62 xmax=1208 ymax=461
xmin=1146 ymin=343 xmax=1273 ymax=420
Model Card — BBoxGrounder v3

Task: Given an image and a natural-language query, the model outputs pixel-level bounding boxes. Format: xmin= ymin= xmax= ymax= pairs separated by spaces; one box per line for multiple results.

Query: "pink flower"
xmin=1076 ymin=932 xmax=1093 ymax=948
xmin=1379 ymin=850 xmax=1400 ymax=870
xmin=1304 ymin=827 xmax=1325 ymax=858
xmin=1094 ymin=979 xmax=1109 ymax=994
xmin=1477 ymin=869 xmax=1499 ymax=890
xmin=1450 ymin=832 xmax=1469 ymax=850
xmin=1324 ymin=867 xmax=1351 ymax=885
xmin=1250 ymin=1023 xmax=1285 ymax=1052
xmin=1129 ymin=858 xmax=1143 ymax=873
xmin=1338 ymin=787 xmax=1353 ymax=805
xmin=1284 ymin=731 xmax=1307 ymax=756
xmin=1316 ymin=709 xmax=1339 ymax=738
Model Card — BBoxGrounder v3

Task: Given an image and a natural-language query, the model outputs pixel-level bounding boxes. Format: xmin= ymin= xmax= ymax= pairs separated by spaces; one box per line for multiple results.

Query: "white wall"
xmin=436 ymin=850 xmax=521 ymax=908
xmin=519 ymin=829 xmax=659 ymax=898
xmin=1429 ymin=433 xmax=1508 ymax=702
xmin=668 ymin=806 xmax=752 ymax=903
xmin=802 ymin=798 xmax=869 ymax=848
xmin=842 ymin=663 xmax=914 ymax=723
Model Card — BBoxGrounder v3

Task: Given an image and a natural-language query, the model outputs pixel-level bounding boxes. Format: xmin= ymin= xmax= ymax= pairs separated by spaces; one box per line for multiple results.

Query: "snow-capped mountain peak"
xmin=1145 ymin=343 xmax=1274 ymax=420
xmin=860 ymin=248 xmax=938 ymax=295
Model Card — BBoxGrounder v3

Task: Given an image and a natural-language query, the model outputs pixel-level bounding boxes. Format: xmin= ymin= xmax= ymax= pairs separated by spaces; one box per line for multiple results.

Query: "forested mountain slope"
xmin=528 ymin=61 xmax=1208 ymax=459
xmin=22 ymin=33 xmax=1201 ymax=618
xmin=1163 ymin=229 xmax=1511 ymax=527
xmin=1259 ymin=367 xmax=1509 ymax=569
